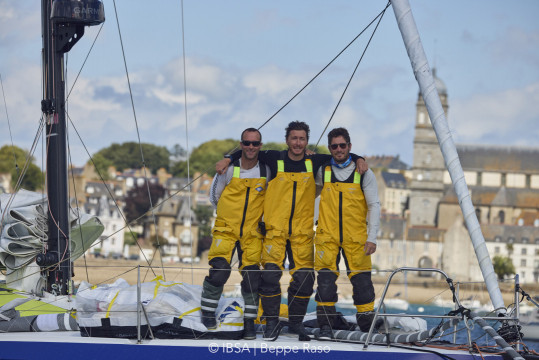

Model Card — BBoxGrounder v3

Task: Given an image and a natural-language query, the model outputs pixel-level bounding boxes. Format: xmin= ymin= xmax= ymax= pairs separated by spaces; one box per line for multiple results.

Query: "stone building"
xmin=397 ymin=69 xmax=539 ymax=283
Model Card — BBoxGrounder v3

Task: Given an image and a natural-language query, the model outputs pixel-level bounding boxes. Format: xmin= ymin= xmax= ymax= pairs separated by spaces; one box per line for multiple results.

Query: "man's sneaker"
xmin=316 ymin=325 xmax=334 ymax=340
xmin=288 ymin=321 xmax=311 ymax=342
xmin=243 ymin=319 xmax=256 ymax=340
xmin=263 ymin=319 xmax=281 ymax=340
xmin=201 ymin=310 xmax=217 ymax=330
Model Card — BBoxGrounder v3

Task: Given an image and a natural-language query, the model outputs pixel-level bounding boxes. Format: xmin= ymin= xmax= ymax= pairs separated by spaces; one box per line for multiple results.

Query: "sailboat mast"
xmin=37 ymin=0 xmax=105 ymax=295
xmin=390 ymin=0 xmax=505 ymax=313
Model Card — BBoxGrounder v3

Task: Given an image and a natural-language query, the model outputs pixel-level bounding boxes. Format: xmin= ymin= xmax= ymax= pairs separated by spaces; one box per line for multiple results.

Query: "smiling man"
xmin=217 ymin=121 xmax=368 ymax=341
xmin=201 ymin=128 xmax=270 ymax=340
xmin=313 ymin=127 xmax=381 ymax=340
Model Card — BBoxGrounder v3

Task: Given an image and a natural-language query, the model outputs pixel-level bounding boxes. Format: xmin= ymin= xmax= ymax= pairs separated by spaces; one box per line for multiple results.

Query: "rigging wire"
xmin=111 ymin=0 xmax=165 ymax=280
xmin=65 ymin=53 xmax=91 ymax=284
xmin=314 ymin=1 xmax=390 ymax=148
xmin=66 ymin=113 xmax=157 ymax=277
xmin=255 ymin=3 xmax=391 ymax=133
xmin=0 ymin=73 xmax=19 ymax=178
xmin=179 ymin=0 xmax=195 ymax=284
xmin=65 ymin=22 xmax=105 ymax=101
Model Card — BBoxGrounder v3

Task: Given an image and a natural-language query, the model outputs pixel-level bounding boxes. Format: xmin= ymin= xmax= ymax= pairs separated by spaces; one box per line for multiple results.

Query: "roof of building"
xmin=440 ymin=185 xmax=539 ymax=209
xmin=381 ymin=172 xmax=407 ymax=189
xmin=366 ymin=155 xmax=409 ymax=170
xmin=481 ymin=224 xmax=539 ymax=244
xmin=456 ymin=144 xmax=539 ymax=173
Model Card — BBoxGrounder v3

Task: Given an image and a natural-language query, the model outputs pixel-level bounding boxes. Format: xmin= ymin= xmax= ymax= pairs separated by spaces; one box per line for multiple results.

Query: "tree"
xmin=91 ymin=142 xmax=170 ymax=174
xmin=0 ymin=145 xmax=43 ymax=191
xmin=493 ymin=255 xmax=515 ymax=280
xmin=193 ymin=205 xmax=214 ymax=256
xmin=170 ymin=139 xmax=238 ymax=178
xmin=123 ymin=182 xmax=165 ymax=224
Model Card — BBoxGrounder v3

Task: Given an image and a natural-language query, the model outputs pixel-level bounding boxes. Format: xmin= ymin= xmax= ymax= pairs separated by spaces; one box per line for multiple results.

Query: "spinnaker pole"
xmin=390 ymin=0 xmax=505 ymax=313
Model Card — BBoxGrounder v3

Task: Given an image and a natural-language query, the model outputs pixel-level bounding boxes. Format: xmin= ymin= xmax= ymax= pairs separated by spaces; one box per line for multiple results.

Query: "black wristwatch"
xmin=224 ymin=154 xmax=232 ymax=160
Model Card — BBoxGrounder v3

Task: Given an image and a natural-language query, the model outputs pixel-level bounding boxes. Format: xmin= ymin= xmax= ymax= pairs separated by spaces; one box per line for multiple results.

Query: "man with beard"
xmin=313 ymin=127 xmax=380 ymax=340
xmin=217 ymin=121 xmax=368 ymax=341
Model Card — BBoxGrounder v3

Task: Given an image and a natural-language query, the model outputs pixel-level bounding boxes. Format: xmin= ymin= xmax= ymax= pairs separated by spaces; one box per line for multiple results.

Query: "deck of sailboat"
xmin=0 ymin=331 xmax=505 ymax=360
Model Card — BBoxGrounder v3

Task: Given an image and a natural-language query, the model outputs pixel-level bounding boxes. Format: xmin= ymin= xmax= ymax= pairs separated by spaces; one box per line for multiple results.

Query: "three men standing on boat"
xmin=314 ymin=127 xmax=381 ymax=340
xmin=216 ymin=121 xmax=369 ymax=341
xmin=201 ymin=128 xmax=269 ymax=340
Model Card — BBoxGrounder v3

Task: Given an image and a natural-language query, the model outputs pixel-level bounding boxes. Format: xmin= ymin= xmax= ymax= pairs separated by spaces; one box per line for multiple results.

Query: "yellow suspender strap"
xmin=105 ymin=291 xmax=120 ymax=318
xmin=324 ymin=166 xmax=332 ymax=183
xmin=305 ymin=159 xmax=312 ymax=173
xmin=353 ymin=172 xmax=361 ymax=184
xmin=277 ymin=160 xmax=284 ymax=173
xmin=233 ymin=166 xmax=240 ymax=178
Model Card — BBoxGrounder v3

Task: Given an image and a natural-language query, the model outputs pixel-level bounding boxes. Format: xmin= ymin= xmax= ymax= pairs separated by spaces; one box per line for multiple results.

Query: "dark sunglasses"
xmin=241 ymin=140 xmax=261 ymax=147
xmin=330 ymin=142 xmax=349 ymax=150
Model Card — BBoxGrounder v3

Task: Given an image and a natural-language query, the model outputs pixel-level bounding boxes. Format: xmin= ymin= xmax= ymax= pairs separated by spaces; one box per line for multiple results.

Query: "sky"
xmin=0 ymin=0 xmax=538 ymax=170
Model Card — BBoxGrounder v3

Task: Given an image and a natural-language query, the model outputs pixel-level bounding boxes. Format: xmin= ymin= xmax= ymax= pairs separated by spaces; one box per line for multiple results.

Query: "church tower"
xmin=409 ymin=69 xmax=448 ymax=227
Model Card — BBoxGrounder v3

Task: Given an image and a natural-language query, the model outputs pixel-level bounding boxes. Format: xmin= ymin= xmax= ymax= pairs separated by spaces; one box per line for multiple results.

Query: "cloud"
xmin=451 ymin=82 xmax=539 ymax=145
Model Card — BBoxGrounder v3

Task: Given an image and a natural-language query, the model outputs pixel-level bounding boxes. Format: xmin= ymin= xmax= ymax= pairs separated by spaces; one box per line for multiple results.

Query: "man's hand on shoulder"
xmin=356 ymin=158 xmax=368 ymax=175
xmin=216 ymin=158 xmax=231 ymax=175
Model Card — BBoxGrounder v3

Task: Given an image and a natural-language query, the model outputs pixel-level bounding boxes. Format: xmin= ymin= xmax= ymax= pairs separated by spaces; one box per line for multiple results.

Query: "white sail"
xmin=390 ymin=0 xmax=505 ymax=313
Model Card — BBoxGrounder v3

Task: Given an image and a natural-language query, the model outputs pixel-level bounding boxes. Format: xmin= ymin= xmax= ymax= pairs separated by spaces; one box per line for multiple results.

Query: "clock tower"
xmin=409 ymin=69 xmax=448 ymax=227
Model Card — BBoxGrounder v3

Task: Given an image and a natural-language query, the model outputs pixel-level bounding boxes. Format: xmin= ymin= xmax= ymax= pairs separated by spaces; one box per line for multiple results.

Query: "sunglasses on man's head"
xmin=330 ymin=143 xmax=349 ymax=150
xmin=241 ymin=140 xmax=261 ymax=147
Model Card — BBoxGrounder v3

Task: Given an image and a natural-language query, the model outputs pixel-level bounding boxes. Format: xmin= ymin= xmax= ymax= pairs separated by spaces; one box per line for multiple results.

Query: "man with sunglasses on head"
xmin=216 ymin=121 xmax=368 ymax=341
xmin=201 ymin=128 xmax=270 ymax=340
xmin=313 ymin=127 xmax=380 ymax=340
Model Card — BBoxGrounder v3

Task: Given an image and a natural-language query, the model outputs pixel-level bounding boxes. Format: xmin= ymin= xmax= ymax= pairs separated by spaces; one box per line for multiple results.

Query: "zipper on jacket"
xmin=339 ymin=191 xmax=343 ymax=243
xmin=288 ymin=181 xmax=297 ymax=236
xmin=239 ymin=187 xmax=250 ymax=238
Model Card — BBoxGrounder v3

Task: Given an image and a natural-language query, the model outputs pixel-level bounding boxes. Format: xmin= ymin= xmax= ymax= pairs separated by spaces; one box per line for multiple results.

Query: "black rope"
xmin=256 ymin=3 xmax=392 ymax=133
xmin=315 ymin=1 xmax=391 ymax=147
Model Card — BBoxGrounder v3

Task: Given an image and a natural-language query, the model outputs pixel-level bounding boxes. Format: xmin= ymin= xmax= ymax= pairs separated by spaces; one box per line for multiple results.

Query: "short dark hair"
xmin=241 ymin=128 xmax=262 ymax=141
xmin=285 ymin=121 xmax=310 ymax=141
xmin=327 ymin=127 xmax=350 ymax=145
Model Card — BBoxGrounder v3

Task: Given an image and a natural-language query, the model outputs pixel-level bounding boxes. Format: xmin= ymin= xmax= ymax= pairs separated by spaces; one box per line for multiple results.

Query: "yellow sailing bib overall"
xmin=209 ymin=165 xmax=266 ymax=269
xmin=262 ymin=159 xmax=315 ymax=271
xmin=315 ymin=165 xmax=374 ymax=312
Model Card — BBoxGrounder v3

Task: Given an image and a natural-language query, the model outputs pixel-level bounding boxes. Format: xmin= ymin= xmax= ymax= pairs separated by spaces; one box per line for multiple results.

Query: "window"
xmin=508 ymin=237 xmax=515 ymax=244
xmin=501 ymin=173 xmax=506 ymax=186
xmin=521 ymin=248 xmax=527 ymax=255
xmin=522 ymin=237 xmax=529 ymax=244
xmin=521 ymin=259 xmax=527 ymax=267
xmin=498 ymin=210 xmax=505 ymax=224
xmin=495 ymin=236 xmax=502 ymax=242
xmin=494 ymin=246 xmax=500 ymax=254
xmin=477 ymin=172 xmax=482 ymax=186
